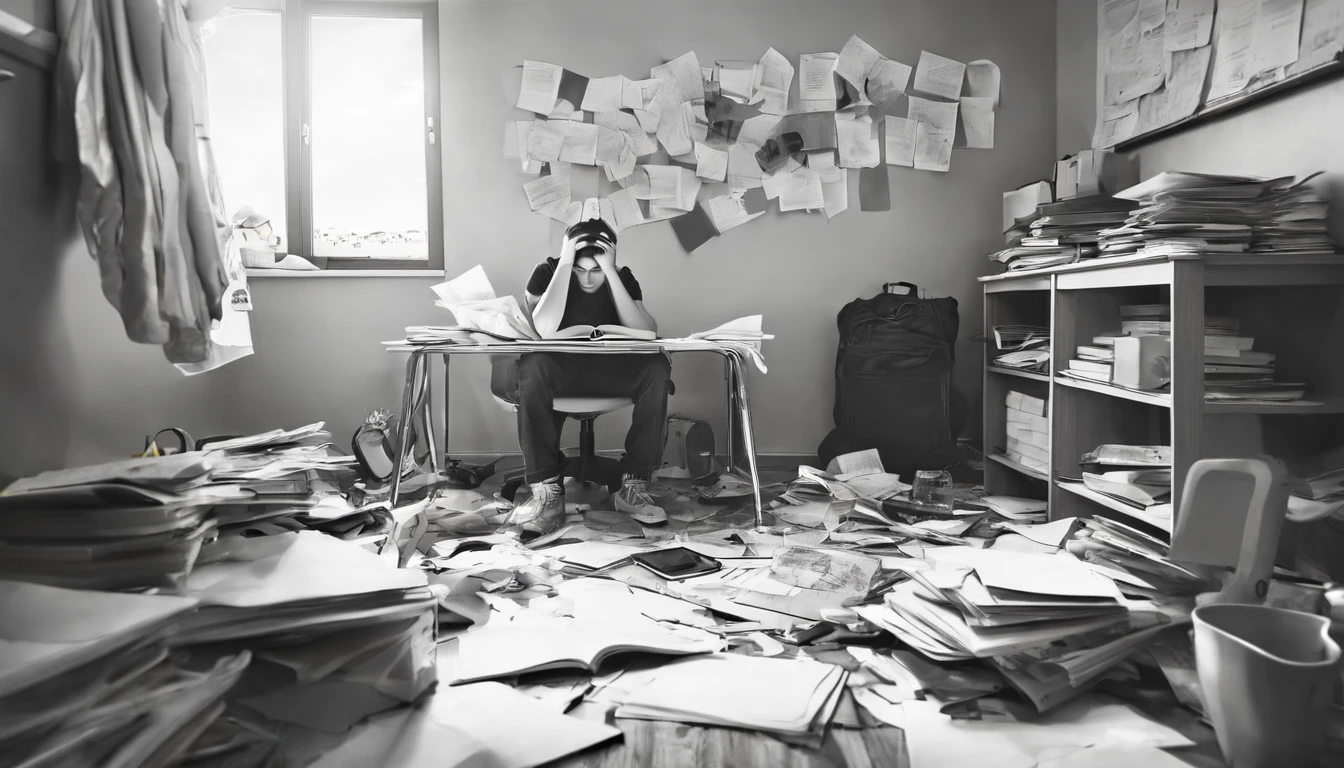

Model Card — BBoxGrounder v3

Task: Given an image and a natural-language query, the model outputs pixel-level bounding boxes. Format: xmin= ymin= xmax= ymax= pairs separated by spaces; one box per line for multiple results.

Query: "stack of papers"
xmin=1065 ymin=517 xmax=1213 ymax=599
xmin=993 ymin=325 xmax=1050 ymax=372
xmin=0 ymin=580 xmax=250 ymax=767
xmin=1100 ymin=172 xmax=1333 ymax=259
xmin=614 ymin=654 xmax=847 ymax=745
xmin=0 ymin=453 xmax=224 ymax=590
xmin=856 ymin=547 xmax=1182 ymax=710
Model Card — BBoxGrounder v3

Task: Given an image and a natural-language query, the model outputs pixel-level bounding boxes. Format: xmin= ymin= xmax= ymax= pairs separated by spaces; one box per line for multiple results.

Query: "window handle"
xmin=302 ymin=123 xmax=311 ymax=146
xmin=427 ymin=116 xmax=436 ymax=146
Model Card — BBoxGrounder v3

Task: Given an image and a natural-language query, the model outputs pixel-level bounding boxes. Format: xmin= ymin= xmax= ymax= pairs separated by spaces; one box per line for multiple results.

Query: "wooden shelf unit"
xmin=981 ymin=254 xmax=1344 ymax=535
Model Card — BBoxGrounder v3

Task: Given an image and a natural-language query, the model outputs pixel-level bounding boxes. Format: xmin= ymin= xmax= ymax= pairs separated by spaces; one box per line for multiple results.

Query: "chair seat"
xmin=493 ymin=395 xmax=633 ymax=418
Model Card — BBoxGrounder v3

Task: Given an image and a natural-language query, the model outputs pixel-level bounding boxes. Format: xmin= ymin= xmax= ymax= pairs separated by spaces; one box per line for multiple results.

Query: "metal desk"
xmin=386 ymin=340 xmax=766 ymax=526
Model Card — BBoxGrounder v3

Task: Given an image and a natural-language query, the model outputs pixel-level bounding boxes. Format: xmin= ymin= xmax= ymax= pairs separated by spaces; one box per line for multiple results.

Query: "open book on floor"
xmin=448 ymin=616 xmax=720 ymax=684
xmin=546 ymin=324 xmax=657 ymax=341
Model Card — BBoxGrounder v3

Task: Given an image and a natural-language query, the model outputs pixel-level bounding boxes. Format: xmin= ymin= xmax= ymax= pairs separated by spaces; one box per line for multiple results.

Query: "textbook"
xmin=547 ymin=324 xmax=657 ymax=341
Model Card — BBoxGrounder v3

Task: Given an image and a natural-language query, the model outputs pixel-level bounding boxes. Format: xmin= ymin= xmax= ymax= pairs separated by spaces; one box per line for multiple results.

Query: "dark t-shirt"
xmin=526 ymin=257 xmax=642 ymax=329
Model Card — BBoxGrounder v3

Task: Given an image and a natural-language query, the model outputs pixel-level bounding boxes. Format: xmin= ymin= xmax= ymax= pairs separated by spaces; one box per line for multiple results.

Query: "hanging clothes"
xmin=53 ymin=0 xmax=241 ymax=368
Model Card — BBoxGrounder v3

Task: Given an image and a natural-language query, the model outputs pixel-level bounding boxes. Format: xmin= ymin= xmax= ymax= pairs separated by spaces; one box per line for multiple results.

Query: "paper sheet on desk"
xmin=432 ymin=266 xmax=538 ymax=341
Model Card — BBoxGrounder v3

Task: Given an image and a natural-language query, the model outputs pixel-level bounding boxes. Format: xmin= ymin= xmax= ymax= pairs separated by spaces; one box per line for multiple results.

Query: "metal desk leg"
xmin=390 ymin=349 xmax=427 ymax=508
xmin=729 ymin=353 xmax=764 ymax=529
xmin=442 ymin=354 xmax=451 ymax=468
xmin=724 ymin=356 xmax=737 ymax=475
xmin=423 ymin=362 xmax=440 ymax=474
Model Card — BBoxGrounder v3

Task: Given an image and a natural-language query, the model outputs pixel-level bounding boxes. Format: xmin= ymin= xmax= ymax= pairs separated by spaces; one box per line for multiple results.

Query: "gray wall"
xmin=0 ymin=0 xmax=1056 ymax=478
xmin=1055 ymin=0 xmax=1096 ymax=156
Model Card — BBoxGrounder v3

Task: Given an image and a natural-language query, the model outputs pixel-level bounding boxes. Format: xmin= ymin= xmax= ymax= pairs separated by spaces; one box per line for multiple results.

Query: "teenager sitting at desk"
xmin=491 ymin=217 xmax=670 ymax=535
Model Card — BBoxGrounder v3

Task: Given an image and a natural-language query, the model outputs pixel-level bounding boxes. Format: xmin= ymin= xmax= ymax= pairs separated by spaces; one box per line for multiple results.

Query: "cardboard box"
xmin=1002 ymin=181 xmax=1053 ymax=232
xmin=1056 ymin=149 xmax=1140 ymax=199
xmin=1113 ymin=335 xmax=1172 ymax=390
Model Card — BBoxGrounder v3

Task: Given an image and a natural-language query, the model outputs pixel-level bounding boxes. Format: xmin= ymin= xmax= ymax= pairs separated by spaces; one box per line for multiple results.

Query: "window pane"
xmin=201 ymin=11 xmax=288 ymax=253
xmin=310 ymin=15 xmax=429 ymax=260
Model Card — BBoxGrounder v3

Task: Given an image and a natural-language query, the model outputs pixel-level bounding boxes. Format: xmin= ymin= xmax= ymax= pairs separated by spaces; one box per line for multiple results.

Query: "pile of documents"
xmin=1065 ymin=517 xmax=1213 ymax=598
xmin=1100 ymin=171 xmax=1334 ymax=259
xmin=0 ymin=580 xmax=255 ymax=767
xmin=1002 ymin=390 xmax=1048 ymax=475
xmin=0 ymin=453 xmax=225 ymax=590
xmin=991 ymin=324 xmax=1050 ymax=372
xmin=989 ymin=195 xmax=1135 ymax=272
xmin=172 ymin=531 xmax=440 ymax=737
xmin=856 ymin=545 xmax=1187 ymax=710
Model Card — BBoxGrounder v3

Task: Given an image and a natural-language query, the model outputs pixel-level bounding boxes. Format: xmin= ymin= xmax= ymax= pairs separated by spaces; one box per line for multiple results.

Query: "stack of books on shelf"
xmin=1117 ymin=305 xmax=1307 ymax=404
xmin=1060 ymin=444 xmax=1173 ymax=526
xmin=1101 ymin=171 xmax=1333 ymax=260
xmin=1004 ymin=391 xmax=1048 ymax=475
xmin=992 ymin=325 xmax=1050 ymax=372
xmin=989 ymin=195 xmax=1135 ymax=272
xmin=1062 ymin=335 xmax=1118 ymax=384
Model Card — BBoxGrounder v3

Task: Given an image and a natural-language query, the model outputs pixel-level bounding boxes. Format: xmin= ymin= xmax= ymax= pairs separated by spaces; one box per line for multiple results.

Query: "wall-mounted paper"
xmin=835 ymin=113 xmax=880 ymax=168
xmin=752 ymin=47 xmax=794 ymax=115
xmin=1136 ymin=44 xmax=1211 ymax=132
xmin=1092 ymin=99 xmax=1139 ymax=148
xmin=727 ymin=143 xmax=764 ymax=190
xmin=914 ymin=122 xmax=952 ymax=172
xmin=823 ymin=169 xmax=849 ymax=219
xmin=966 ymin=60 xmax=1001 ymax=105
xmin=517 ymin=59 xmax=563 ymax=114
xmin=799 ymin=52 xmax=840 ymax=111
xmin=837 ymin=35 xmax=883 ymax=89
xmin=913 ymin=50 xmax=965 ymax=99
xmin=1293 ymin=0 xmax=1344 ymax=73
xmin=1164 ymin=0 xmax=1215 ymax=51
xmin=908 ymin=95 xmax=959 ymax=135
xmin=1253 ymin=0 xmax=1307 ymax=73
xmin=884 ymin=116 xmax=917 ymax=167
xmin=523 ymin=174 xmax=570 ymax=212
xmin=1207 ymin=0 xmax=1260 ymax=100
xmin=707 ymin=191 xmax=765 ymax=233
xmin=866 ymin=58 xmax=913 ymax=112
xmin=807 ymin=150 xmax=844 ymax=183
xmin=581 ymin=75 xmax=628 ymax=112
xmin=694 ymin=142 xmax=729 ymax=182
xmin=778 ymin=167 xmax=825 ymax=212
xmin=1138 ymin=0 xmax=1167 ymax=32
xmin=608 ymin=187 xmax=645 ymax=232
xmin=651 ymin=51 xmax=705 ymax=103
xmin=526 ymin=119 xmax=565 ymax=163
xmin=959 ymin=96 xmax=995 ymax=149
xmin=716 ymin=60 xmax=758 ymax=102
xmin=657 ymin=101 xmax=695 ymax=156
xmin=557 ymin=122 xmax=600 ymax=165
xmin=736 ymin=114 xmax=781 ymax=147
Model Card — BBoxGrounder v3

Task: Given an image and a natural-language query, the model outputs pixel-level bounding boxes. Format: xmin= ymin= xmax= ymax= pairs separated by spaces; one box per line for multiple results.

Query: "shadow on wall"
xmin=0 ymin=55 xmax=80 ymax=482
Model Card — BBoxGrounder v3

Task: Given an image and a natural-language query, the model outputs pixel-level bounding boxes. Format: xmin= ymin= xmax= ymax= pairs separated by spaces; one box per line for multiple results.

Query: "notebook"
xmin=547 ymin=324 xmax=657 ymax=341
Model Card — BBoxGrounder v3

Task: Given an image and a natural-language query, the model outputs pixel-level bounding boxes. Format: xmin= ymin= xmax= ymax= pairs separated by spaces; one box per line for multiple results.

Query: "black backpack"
xmin=817 ymin=282 xmax=964 ymax=479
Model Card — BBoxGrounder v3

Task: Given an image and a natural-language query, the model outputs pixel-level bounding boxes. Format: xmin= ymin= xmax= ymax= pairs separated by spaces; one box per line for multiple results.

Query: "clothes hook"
xmin=0 ymin=70 xmax=15 ymax=83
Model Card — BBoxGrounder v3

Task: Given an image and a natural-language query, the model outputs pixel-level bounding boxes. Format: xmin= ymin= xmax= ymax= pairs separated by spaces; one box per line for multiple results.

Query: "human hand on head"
xmin=558 ymin=233 xmax=579 ymax=265
xmin=592 ymin=240 xmax=617 ymax=273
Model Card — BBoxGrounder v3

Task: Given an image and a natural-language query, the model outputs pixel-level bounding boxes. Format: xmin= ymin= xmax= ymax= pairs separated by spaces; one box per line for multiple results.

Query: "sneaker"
xmin=500 ymin=479 xmax=565 ymax=541
xmin=614 ymin=475 xmax=668 ymax=525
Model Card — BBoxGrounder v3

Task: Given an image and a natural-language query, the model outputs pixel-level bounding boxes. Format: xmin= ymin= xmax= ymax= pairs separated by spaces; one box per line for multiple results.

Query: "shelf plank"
xmin=980 ymin=253 xmax=1344 ymax=285
xmin=988 ymin=453 xmax=1048 ymax=481
xmin=986 ymin=366 xmax=1050 ymax=382
xmin=1056 ymin=481 xmax=1173 ymax=533
xmin=1204 ymin=394 xmax=1344 ymax=415
xmin=1054 ymin=376 xmax=1173 ymax=408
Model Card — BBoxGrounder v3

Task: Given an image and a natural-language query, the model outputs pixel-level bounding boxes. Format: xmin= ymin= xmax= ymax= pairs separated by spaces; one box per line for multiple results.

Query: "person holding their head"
xmin=491 ymin=216 xmax=671 ymax=538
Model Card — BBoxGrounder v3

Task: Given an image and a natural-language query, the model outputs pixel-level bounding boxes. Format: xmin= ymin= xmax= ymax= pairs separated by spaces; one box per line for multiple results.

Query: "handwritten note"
xmin=913 ymin=50 xmax=966 ymax=99
xmin=837 ymin=35 xmax=884 ymax=88
xmin=884 ymin=116 xmax=917 ymax=167
xmin=694 ymin=142 xmax=729 ymax=182
xmin=517 ymin=59 xmax=563 ymax=114
xmin=753 ymin=47 xmax=794 ymax=115
xmin=1253 ymin=0 xmax=1307 ymax=73
xmin=914 ymin=122 xmax=952 ymax=173
xmin=1164 ymin=0 xmax=1215 ymax=51
xmin=799 ymin=52 xmax=840 ymax=111
xmin=959 ymin=96 xmax=996 ymax=149
xmin=866 ymin=58 xmax=913 ymax=111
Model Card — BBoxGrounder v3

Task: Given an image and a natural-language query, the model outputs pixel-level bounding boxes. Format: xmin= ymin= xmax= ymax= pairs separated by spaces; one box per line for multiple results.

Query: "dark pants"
xmin=491 ymin=353 xmax=672 ymax=484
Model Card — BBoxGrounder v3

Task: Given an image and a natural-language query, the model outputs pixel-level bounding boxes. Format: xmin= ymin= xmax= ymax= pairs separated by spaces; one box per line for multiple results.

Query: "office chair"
xmin=494 ymin=396 xmax=634 ymax=502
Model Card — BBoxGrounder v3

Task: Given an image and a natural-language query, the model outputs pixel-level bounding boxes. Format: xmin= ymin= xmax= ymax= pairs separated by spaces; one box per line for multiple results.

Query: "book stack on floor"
xmin=988 ymin=195 xmax=1136 ymax=272
xmin=1004 ymin=391 xmax=1048 ymax=475
xmin=1061 ymin=444 xmax=1173 ymax=527
xmin=992 ymin=325 xmax=1050 ymax=372
xmin=1100 ymin=171 xmax=1333 ymax=260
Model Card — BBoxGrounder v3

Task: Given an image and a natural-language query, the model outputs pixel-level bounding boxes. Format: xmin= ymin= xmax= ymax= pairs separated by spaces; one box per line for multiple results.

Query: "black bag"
xmin=817 ymin=282 xmax=964 ymax=479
